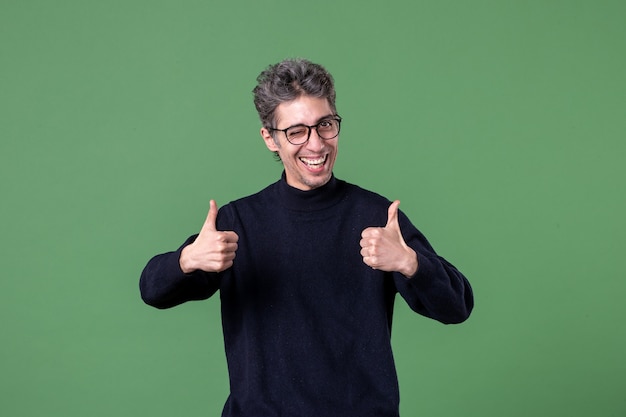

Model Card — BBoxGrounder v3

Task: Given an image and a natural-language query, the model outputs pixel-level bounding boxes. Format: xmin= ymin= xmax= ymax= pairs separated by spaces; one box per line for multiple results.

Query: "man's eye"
xmin=287 ymin=127 xmax=307 ymax=137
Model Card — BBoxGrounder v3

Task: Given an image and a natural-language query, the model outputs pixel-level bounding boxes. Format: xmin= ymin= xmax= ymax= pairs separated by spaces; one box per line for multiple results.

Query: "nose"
xmin=305 ymin=128 xmax=324 ymax=151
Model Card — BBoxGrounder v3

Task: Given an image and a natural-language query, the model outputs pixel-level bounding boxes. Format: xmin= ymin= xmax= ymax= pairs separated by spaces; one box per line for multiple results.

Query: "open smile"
xmin=299 ymin=154 xmax=328 ymax=169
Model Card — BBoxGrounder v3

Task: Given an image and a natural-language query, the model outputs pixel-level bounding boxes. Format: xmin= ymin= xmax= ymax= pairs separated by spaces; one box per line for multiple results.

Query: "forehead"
xmin=274 ymin=95 xmax=333 ymax=127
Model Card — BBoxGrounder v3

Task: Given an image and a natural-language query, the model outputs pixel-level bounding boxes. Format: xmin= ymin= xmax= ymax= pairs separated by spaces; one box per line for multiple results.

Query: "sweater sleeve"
xmin=139 ymin=235 xmax=221 ymax=309
xmin=393 ymin=212 xmax=474 ymax=324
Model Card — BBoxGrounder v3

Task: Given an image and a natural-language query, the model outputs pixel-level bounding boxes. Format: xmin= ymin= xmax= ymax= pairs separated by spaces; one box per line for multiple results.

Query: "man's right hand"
xmin=179 ymin=200 xmax=239 ymax=274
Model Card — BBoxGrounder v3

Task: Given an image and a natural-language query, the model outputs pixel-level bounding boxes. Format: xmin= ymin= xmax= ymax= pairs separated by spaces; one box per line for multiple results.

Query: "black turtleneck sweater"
xmin=140 ymin=174 xmax=473 ymax=417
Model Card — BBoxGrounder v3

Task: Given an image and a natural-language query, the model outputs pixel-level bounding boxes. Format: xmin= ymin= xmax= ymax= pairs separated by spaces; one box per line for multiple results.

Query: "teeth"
xmin=300 ymin=155 xmax=327 ymax=166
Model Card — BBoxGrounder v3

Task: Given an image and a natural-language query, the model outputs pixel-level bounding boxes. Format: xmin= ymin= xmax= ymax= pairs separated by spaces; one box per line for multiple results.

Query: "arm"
xmin=393 ymin=248 xmax=473 ymax=325
xmin=394 ymin=210 xmax=473 ymax=324
xmin=139 ymin=200 xmax=239 ymax=309
xmin=361 ymin=201 xmax=473 ymax=324
xmin=139 ymin=237 xmax=221 ymax=309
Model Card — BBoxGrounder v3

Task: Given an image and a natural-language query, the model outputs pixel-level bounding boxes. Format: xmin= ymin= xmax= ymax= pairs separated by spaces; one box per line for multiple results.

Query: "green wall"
xmin=2 ymin=1 xmax=624 ymax=416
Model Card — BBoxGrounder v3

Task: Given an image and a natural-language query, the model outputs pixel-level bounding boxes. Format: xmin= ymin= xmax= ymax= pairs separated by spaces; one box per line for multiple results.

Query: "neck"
xmin=277 ymin=172 xmax=344 ymax=211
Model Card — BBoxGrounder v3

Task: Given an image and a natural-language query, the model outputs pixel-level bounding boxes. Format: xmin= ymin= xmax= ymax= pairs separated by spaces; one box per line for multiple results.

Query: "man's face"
xmin=261 ymin=95 xmax=338 ymax=191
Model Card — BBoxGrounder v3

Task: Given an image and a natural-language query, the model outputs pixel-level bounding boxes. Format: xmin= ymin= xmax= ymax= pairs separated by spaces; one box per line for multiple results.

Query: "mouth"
xmin=299 ymin=154 xmax=328 ymax=169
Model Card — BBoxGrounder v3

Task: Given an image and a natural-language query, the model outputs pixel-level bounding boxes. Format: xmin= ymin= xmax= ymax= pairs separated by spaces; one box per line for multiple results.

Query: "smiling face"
xmin=261 ymin=95 xmax=339 ymax=191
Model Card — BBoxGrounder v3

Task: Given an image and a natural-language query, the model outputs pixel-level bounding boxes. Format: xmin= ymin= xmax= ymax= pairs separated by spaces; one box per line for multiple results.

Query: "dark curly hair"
xmin=253 ymin=58 xmax=337 ymax=129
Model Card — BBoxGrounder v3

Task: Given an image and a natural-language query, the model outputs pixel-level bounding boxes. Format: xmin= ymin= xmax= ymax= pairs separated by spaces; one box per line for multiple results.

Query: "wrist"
xmin=179 ymin=246 xmax=195 ymax=274
xmin=400 ymin=249 xmax=418 ymax=278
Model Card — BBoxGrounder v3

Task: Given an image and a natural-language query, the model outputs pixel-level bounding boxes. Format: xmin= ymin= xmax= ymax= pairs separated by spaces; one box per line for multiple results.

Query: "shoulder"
xmin=339 ymin=178 xmax=421 ymax=231
xmin=215 ymin=181 xmax=279 ymax=226
xmin=335 ymin=178 xmax=397 ymax=227
xmin=222 ymin=179 xmax=280 ymax=210
xmin=340 ymin=178 xmax=391 ymax=207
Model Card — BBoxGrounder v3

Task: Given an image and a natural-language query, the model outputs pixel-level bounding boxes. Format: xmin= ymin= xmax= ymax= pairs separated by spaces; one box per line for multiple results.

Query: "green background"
xmin=1 ymin=0 xmax=624 ymax=416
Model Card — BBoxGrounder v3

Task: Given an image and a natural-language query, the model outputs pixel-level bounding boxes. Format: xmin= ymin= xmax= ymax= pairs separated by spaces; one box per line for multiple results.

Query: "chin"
xmin=304 ymin=173 xmax=332 ymax=189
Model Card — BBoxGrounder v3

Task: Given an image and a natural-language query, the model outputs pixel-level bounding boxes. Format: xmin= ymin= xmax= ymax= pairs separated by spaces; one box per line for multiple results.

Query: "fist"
xmin=179 ymin=200 xmax=239 ymax=273
xmin=360 ymin=200 xmax=418 ymax=278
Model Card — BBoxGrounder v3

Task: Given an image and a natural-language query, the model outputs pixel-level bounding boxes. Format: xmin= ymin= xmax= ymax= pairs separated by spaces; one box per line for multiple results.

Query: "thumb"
xmin=385 ymin=200 xmax=401 ymax=229
xmin=201 ymin=199 xmax=218 ymax=233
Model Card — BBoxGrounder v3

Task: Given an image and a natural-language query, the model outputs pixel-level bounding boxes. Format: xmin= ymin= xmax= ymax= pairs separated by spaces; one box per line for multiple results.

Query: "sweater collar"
xmin=276 ymin=171 xmax=345 ymax=211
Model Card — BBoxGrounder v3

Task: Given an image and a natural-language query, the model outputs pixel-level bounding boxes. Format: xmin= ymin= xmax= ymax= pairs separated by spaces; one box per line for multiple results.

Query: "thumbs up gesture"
xmin=179 ymin=200 xmax=239 ymax=274
xmin=360 ymin=200 xmax=418 ymax=278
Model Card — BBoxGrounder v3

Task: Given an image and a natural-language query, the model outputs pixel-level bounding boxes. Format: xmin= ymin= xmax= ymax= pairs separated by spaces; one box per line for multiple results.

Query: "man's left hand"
xmin=360 ymin=200 xmax=418 ymax=278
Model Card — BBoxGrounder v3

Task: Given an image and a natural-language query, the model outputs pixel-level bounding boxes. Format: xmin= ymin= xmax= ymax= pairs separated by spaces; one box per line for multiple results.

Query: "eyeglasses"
xmin=268 ymin=116 xmax=342 ymax=145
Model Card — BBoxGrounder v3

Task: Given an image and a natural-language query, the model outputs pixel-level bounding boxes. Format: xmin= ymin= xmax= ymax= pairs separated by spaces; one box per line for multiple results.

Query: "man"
xmin=140 ymin=58 xmax=473 ymax=417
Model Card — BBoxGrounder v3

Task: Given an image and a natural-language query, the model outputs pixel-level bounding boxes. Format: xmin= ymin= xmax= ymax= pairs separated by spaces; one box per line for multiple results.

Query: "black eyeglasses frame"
xmin=267 ymin=116 xmax=342 ymax=145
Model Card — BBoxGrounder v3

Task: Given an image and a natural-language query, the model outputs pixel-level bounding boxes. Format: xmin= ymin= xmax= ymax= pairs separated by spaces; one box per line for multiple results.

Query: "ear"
xmin=261 ymin=127 xmax=280 ymax=152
